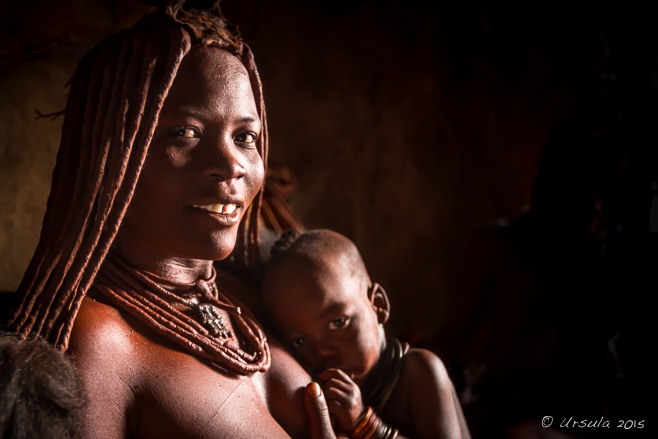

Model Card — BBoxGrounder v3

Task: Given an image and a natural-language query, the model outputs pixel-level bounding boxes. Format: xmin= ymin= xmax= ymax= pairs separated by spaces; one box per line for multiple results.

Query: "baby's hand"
xmin=316 ymin=368 xmax=365 ymax=434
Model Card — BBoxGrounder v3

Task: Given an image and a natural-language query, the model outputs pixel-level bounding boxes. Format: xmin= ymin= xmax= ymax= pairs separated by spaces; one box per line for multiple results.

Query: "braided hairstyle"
xmin=268 ymin=229 xmax=303 ymax=263
xmin=7 ymin=0 xmax=268 ymax=350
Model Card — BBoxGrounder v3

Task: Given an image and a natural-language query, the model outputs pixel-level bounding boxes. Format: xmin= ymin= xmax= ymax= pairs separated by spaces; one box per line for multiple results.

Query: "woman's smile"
xmin=115 ymin=47 xmax=265 ymax=270
xmin=188 ymin=203 xmax=243 ymax=226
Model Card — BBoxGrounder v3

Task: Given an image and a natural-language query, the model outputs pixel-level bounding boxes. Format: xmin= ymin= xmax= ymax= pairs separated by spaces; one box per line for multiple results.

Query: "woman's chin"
xmin=203 ymin=232 xmax=241 ymax=261
xmin=160 ymin=226 xmax=241 ymax=263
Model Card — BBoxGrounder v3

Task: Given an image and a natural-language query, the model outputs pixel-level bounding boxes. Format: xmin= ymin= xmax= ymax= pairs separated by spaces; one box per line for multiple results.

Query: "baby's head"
xmin=262 ymin=229 xmax=390 ymax=381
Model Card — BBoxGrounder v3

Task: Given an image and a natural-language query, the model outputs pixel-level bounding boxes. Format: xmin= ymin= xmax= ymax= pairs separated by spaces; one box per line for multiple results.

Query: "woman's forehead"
xmin=162 ymin=46 xmax=257 ymax=118
xmin=177 ymin=46 xmax=248 ymax=83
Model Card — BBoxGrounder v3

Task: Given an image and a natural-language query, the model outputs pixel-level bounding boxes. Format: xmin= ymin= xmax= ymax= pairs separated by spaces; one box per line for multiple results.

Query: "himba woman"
xmin=3 ymin=1 xmax=337 ymax=437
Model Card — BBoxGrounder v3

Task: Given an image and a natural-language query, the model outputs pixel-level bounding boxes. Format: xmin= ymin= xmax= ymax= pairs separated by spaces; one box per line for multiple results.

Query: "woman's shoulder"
xmin=66 ymin=295 xmax=142 ymax=428
xmin=67 ymin=295 xmax=141 ymax=373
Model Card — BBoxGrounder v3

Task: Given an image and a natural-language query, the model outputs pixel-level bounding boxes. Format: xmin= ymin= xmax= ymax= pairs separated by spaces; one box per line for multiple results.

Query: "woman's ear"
xmin=368 ymin=282 xmax=390 ymax=324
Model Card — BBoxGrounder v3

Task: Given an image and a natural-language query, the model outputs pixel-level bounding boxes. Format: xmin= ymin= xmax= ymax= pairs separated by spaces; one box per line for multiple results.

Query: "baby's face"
xmin=264 ymin=254 xmax=383 ymax=381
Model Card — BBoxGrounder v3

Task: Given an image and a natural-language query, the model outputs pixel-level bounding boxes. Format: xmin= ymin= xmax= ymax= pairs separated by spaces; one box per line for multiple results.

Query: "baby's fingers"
xmin=322 ymin=376 xmax=355 ymax=394
xmin=323 ymin=385 xmax=351 ymax=405
xmin=317 ymin=368 xmax=354 ymax=383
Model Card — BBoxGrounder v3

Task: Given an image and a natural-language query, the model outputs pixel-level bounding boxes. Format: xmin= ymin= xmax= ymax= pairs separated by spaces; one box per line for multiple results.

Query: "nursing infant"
xmin=261 ymin=229 xmax=470 ymax=439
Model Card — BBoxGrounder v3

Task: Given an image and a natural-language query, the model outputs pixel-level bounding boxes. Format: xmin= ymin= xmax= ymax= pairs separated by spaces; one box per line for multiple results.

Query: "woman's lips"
xmin=192 ymin=203 xmax=238 ymax=214
xmin=189 ymin=203 xmax=241 ymax=225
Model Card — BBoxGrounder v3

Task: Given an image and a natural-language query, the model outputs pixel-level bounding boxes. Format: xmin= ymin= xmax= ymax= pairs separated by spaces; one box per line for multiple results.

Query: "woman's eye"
xmin=329 ymin=317 xmax=348 ymax=330
xmin=172 ymin=127 xmax=199 ymax=139
xmin=234 ymin=132 xmax=257 ymax=145
xmin=291 ymin=337 xmax=305 ymax=349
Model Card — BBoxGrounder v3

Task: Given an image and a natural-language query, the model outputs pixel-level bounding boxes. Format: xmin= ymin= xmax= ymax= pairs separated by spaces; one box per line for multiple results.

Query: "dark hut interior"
xmin=1 ymin=1 xmax=655 ymax=437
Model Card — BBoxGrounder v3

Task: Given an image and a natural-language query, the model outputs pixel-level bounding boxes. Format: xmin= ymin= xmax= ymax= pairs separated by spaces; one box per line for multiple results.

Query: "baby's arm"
xmin=402 ymin=348 xmax=471 ymax=439
xmin=318 ymin=369 xmax=409 ymax=439
xmin=317 ymin=368 xmax=365 ymax=434
xmin=318 ymin=350 xmax=470 ymax=439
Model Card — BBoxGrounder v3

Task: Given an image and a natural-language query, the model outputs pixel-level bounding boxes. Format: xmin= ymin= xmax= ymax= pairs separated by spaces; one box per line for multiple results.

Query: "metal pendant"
xmin=196 ymin=303 xmax=233 ymax=339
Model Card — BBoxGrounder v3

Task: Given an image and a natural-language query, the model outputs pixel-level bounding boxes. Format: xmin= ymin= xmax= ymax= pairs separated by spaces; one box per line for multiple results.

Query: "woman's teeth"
xmin=194 ymin=204 xmax=237 ymax=214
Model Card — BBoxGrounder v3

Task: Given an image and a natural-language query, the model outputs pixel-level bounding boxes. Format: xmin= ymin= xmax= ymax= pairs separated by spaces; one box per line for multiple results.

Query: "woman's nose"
xmin=202 ymin=135 xmax=246 ymax=181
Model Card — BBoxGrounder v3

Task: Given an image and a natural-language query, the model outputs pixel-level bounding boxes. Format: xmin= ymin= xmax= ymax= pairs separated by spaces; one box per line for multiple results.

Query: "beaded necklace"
xmin=93 ymin=253 xmax=270 ymax=374
xmin=361 ymin=336 xmax=410 ymax=412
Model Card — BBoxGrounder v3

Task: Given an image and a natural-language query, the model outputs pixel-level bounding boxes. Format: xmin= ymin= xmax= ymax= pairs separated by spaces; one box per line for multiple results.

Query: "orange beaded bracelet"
xmin=351 ymin=407 xmax=399 ymax=439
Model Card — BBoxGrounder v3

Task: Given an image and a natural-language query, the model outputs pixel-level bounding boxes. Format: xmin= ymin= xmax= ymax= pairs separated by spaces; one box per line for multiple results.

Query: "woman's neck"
xmin=111 ymin=238 xmax=214 ymax=285
xmin=147 ymin=257 xmax=214 ymax=284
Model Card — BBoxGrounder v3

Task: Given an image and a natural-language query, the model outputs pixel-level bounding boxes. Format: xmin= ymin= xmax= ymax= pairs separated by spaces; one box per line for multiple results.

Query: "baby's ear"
xmin=368 ymin=282 xmax=390 ymax=324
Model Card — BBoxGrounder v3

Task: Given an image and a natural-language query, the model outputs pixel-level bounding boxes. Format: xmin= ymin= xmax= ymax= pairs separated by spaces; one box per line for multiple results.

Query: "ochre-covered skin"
xmin=7 ymin=3 xmax=466 ymax=436
xmin=66 ymin=46 xmax=335 ymax=439
xmin=113 ymin=48 xmax=264 ymax=270
xmin=69 ymin=279 xmax=316 ymax=439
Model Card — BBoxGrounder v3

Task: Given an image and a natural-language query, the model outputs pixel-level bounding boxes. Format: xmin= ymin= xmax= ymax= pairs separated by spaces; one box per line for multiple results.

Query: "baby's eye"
xmin=234 ymin=132 xmax=257 ymax=145
xmin=328 ymin=317 xmax=348 ymax=330
xmin=290 ymin=337 xmax=305 ymax=349
xmin=172 ymin=127 xmax=199 ymax=139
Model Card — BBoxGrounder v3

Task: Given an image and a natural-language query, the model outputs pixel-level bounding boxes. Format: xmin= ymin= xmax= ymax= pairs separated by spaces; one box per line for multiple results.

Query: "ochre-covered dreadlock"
xmin=6 ymin=1 xmax=269 ymax=354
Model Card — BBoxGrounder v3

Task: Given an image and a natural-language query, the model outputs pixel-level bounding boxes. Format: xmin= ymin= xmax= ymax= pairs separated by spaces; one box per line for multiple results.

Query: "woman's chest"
xmin=133 ymin=345 xmax=290 ymax=439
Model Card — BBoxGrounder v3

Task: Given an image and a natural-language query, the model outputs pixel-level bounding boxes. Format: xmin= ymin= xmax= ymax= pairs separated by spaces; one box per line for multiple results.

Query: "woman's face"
xmin=118 ymin=47 xmax=264 ymax=264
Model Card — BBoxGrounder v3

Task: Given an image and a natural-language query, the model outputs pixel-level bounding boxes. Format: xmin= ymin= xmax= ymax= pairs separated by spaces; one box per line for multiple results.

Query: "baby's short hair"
xmin=263 ymin=229 xmax=370 ymax=285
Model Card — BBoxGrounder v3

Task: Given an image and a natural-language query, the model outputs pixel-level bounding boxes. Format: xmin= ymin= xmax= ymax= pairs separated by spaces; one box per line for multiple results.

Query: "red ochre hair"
xmin=7 ymin=3 xmax=268 ymax=350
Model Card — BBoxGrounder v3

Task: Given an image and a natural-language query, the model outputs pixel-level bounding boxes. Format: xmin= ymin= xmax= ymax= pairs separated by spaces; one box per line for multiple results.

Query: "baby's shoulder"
xmin=400 ymin=347 xmax=451 ymax=388
xmin=393 ymin=348 xmax=469 ymax=438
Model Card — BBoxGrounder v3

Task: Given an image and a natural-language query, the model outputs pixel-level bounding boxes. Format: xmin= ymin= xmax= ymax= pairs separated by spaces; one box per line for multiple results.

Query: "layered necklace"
xmin=360 ymin=336 xmax=410 ymax=412
xmin=93 ymin=253 xmax=270 ymax=374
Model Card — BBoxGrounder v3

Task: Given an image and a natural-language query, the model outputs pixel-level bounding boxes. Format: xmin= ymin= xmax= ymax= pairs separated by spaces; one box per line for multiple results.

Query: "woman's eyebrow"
xmin=165 ymin=108 xmax=260 ymax=126
xmin=171 ymin=107 xmax=211 ymax=120
xmin=236 ymin=116 xmax=261 ymax=125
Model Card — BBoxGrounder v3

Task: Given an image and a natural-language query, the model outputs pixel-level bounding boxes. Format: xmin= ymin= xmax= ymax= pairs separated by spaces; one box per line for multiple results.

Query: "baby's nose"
xmin=312 ymin=342 xmax=340 ymax=370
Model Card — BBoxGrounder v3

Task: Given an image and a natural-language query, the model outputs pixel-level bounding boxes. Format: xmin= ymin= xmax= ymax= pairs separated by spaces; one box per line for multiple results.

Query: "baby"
xmin=261 ymin=229 xmax=470 ymax=439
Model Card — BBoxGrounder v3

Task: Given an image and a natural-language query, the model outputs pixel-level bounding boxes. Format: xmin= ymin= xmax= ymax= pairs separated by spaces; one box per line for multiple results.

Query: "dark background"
xmin=0 ymin=0 xmax=602 ymax=333
xmin=1 ymin=1 xmax=656 ymax=437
